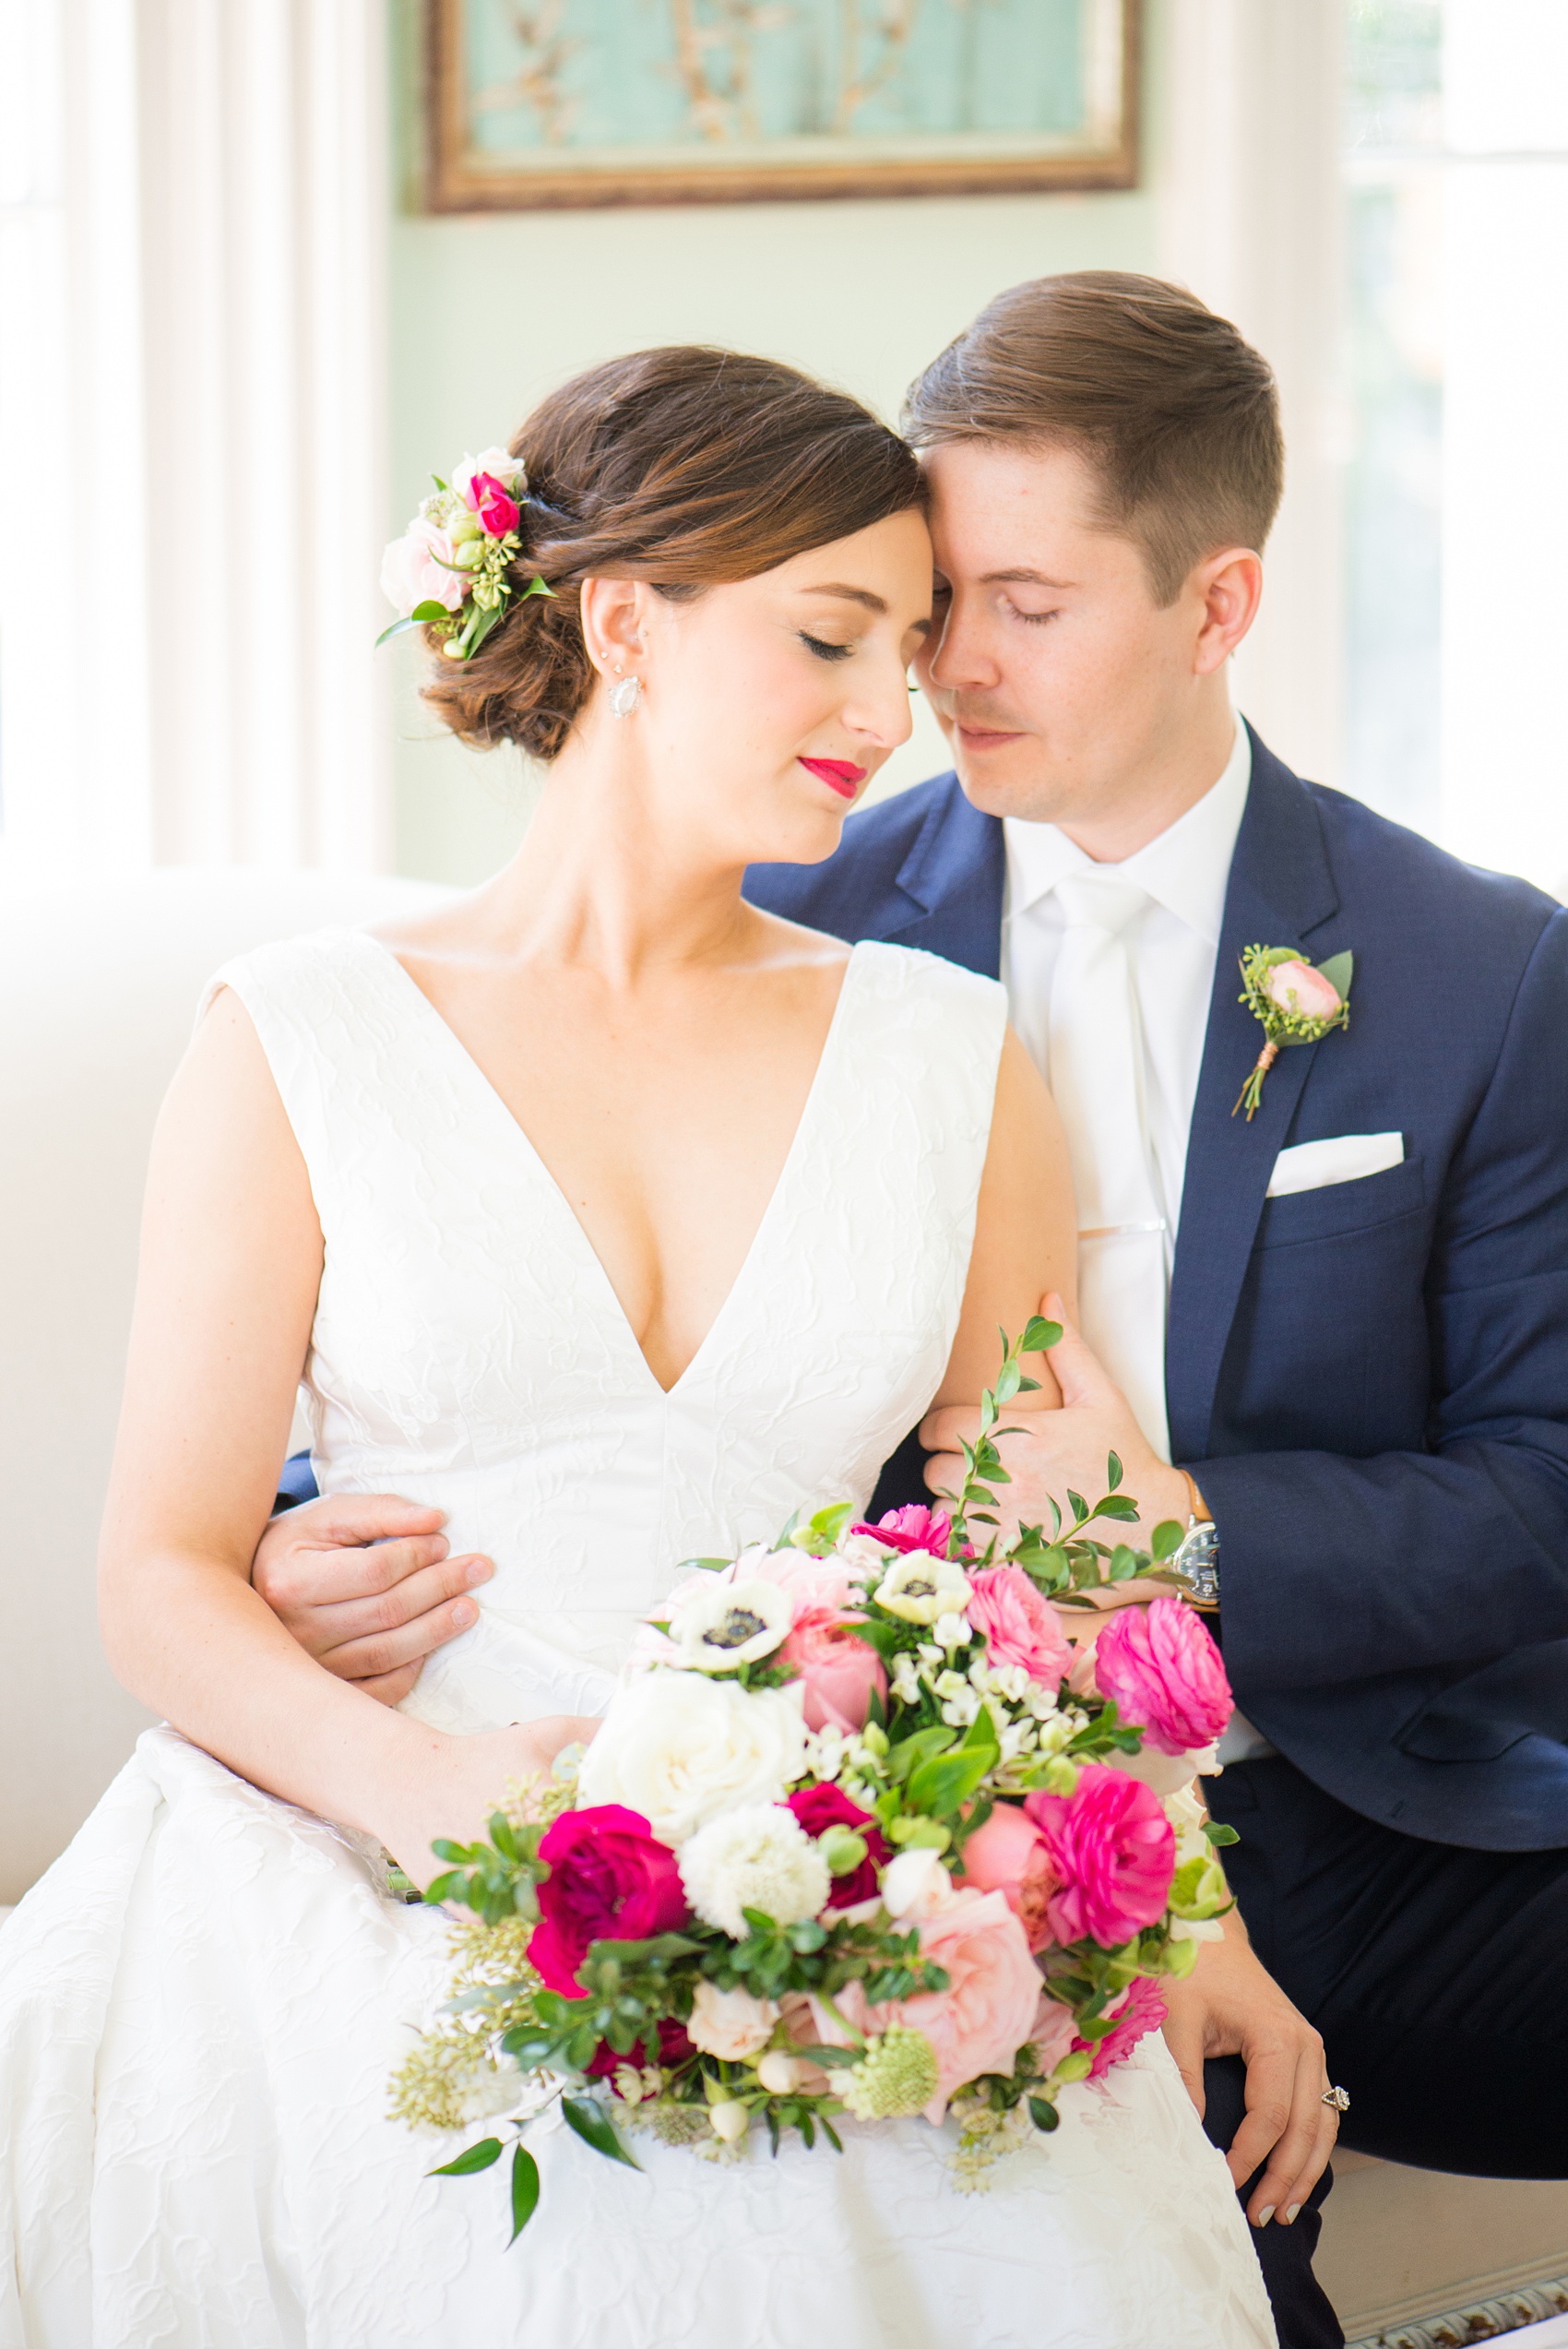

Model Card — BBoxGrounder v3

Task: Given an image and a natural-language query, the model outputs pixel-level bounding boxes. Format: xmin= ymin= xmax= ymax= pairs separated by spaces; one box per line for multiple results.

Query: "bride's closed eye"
xmin=799 ymin=630 xmax=855 ymax=662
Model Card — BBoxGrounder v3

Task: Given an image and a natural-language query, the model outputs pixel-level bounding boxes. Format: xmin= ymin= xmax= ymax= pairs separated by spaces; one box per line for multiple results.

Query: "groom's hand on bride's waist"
xmin=919 ymin=1297 xmax=1193 ymax=1540
xmin=252 ymin=1495 xmax=493 ymax=1707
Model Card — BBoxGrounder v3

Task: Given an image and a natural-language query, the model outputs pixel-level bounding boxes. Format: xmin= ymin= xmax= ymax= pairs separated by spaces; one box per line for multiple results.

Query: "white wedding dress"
xmin=0 ymin=930 xmax=1275 ymax=2349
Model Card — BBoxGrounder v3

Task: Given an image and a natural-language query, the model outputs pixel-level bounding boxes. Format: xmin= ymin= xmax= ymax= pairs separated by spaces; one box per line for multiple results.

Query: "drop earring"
xmin=608 ymin=664 xmax=643 ymax=719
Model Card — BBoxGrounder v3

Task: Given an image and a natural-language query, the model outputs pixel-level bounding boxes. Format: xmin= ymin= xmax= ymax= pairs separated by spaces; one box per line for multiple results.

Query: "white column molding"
xmin=1153 ymin=0 xmax=1347 ymax=789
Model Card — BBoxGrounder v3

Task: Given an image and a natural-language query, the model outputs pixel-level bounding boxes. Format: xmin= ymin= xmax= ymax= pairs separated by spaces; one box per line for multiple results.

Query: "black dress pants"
xmin=1209 ymin=1755 xmax=1568 ymax=2178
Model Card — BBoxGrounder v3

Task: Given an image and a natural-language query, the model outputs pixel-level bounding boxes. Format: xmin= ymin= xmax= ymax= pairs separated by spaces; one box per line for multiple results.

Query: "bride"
xmin=0 ymin=347 xmax=1274 ymax=2348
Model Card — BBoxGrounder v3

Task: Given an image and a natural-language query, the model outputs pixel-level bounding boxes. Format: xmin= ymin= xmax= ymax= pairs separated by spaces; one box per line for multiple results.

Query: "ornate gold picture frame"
xmin=425 ymin=0 xmax=1140 ymax=211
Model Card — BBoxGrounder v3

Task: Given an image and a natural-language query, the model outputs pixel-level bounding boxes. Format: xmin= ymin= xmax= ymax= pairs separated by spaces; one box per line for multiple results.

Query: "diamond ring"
xmin=1321 ymin=2085 xmax=1350 ymax=2113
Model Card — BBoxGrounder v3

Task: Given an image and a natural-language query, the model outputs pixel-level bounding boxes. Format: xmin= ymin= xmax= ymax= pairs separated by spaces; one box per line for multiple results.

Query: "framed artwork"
xmin=424 ymin=0 xmax=1140 ymax=211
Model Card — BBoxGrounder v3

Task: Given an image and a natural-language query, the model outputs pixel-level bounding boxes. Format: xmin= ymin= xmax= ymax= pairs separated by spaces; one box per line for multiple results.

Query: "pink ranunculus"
xmin=757 ymin=1551 xmax=856 ymax=1616
xmin=379 ymin=517 xmax=466 ymax=615
xmin=955 ymin=1800 xmax=1060 ymax=1951
xmin=1025 ymin=1765 xmax=1177 ymax=1949
xmin=1029 ymin=1989 xmax=1079 ymax=2076
xmin=1075 ymin=1973 xmax=1168 ymax=2081
xmin=849 ymin=1504 xmax=952 ymax=1558
xmin=1263 ymin=957 xmax=1342 ymax=1020
xmin=1091 ymin=1595 xmax=1233 ymax=1759
xmin=527 ymin=1804 xmax=688 ymax=1997
xmin=966 ymin=1565 xmax=1075 ymax=1685
xmin=778 ymin=1608 xmax=886 ymax=1735
xmin=469 ymin=471 xmax=521 ymax=537
xmin=817 ymin=1887 xmax=1042 ymax=2123
xmin=784 ymin=1783 xmax=890 ymax=1909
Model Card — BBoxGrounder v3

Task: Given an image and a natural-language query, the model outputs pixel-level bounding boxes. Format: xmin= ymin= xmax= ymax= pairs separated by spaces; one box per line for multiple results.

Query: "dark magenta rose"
xmin=528 ymin=1804 xmax=687 ymax=1997
xmin=784 ymin=1783 xmax=890 ymax=1909
xmin=470 ymin=471 xmax=520 ymax=536
xmin=586 ymin=2017 xmax=696 ymax=2092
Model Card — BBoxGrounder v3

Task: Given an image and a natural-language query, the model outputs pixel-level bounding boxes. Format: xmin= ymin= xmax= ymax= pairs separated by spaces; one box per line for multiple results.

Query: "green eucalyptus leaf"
xmin=1106 ymin=1450 xmax=1123 ymax=1493
xmin=1028 ymin=2095 xmax=1061 ymax=2133
xmin=1204 ymin=1822 xmax=1241 ymax=1846
xmin=561 ymin=2094 xmax=642 ymax=2170
xmin=674 ymin=1556 xmax=733 ymax=1575
xmin=1066 ymin=1488 xmax=1088 ymax=1525
xmin=507 ymin=2144 xmax=540 ymax=2245
xmin=429 ymin=2135 xmax=503 ymax=2176
xmin=1149 ymin=1519 xmax=1185 ymax=1561
xmin=1021 ymin=1316 xmax=1063 ymax=1354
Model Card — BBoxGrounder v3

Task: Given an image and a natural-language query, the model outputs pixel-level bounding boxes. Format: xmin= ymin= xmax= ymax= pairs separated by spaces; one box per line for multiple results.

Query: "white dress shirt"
xmin=1002 ymin=718 xmax=1253 ymax=1270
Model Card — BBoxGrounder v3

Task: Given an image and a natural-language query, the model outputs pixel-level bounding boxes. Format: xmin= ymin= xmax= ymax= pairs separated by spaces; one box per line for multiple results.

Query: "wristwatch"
xmin=1167 ymin=1473 xmax=1220 ymax=1611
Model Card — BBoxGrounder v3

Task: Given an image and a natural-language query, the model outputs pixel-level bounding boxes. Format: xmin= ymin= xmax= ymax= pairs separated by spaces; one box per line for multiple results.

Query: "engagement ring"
xmin=1321 ymin=2086 xmax=1350 ymax=2112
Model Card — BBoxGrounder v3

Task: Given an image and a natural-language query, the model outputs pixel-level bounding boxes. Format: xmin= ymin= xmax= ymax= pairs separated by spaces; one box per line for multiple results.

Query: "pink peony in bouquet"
xmin=390 ymin=1318 xmax=1240 ymax=2239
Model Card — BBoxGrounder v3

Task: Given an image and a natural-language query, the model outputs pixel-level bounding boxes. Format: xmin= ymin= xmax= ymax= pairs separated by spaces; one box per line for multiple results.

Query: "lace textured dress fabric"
xmin=0 ymin=932 xmax=1275 ymax=2348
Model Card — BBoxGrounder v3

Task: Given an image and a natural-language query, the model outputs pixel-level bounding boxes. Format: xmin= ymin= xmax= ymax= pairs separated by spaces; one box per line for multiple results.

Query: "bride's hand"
xmin=377 ymin=1714 xmax=600 ymax=1890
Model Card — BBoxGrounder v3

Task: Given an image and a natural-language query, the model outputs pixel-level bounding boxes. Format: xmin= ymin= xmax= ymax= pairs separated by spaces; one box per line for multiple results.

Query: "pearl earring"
xmin=608 ymin=665 xmax=643 ymax=719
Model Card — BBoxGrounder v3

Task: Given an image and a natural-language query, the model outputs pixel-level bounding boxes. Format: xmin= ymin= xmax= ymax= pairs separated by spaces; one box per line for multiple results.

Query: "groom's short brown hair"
xmin=904 ymin=271 xmax=1284 ymax=607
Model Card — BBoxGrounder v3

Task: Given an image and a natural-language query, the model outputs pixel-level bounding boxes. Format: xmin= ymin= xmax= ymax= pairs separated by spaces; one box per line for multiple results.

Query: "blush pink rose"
xmin=955 ymin=1801 xmax=1059 ymax=1951
xmin=778 ymin=1609 xmax=886 ymax=1735
xmin=1091 ymin=1595 xmax=1232 ymax=1758
xmin=1263 ymin=958 xmax=1342 ymax=1019
xmin=379 ymin=517 xmax=465 ymax=615
xmin=758 ymin=1552 xmax=856 ymax=1616
xmin=817 ymin=1886 xmax=1042 ymax=2122
xmin=966 ymin=1566 xmax=1074 ymax=1684
xmin=1025 ymin=1766 xmax=1177 ymax=1949
xmin=1029 ymin=1989 xmax=1079 ymax=2075
xmin=849 ymin=1504 xmax=952 ymax=1558
xmin=1075 ymin=1973 xmax=1168 ymax=2081
xmin=527 ymin=1804 xmax=687 ymax=1997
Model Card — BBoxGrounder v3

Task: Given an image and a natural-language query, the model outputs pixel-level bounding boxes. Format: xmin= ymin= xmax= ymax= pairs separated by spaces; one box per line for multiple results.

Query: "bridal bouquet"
xmin=391 ymin=1318 xmax=1238 ymax=2242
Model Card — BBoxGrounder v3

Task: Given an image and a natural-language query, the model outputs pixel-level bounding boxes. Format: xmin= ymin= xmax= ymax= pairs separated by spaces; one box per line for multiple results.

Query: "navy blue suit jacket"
xmin=745 ymin=729 xmax=1568 ymax=1851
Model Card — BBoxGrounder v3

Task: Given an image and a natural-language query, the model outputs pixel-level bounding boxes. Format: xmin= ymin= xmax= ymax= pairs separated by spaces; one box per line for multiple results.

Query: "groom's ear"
xmin=1191 ymin=548 xmax=1264 ymax=675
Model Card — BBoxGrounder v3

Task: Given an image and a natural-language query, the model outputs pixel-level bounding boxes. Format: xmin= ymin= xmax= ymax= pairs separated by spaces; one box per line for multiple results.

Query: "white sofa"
xmin=0 ymin=865 xmax=450 ymax=1909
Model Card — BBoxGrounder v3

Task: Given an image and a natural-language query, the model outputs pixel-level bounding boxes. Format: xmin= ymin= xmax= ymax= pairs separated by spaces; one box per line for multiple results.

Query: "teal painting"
xmin=427 ymin=0 xmax=1139 ymax=209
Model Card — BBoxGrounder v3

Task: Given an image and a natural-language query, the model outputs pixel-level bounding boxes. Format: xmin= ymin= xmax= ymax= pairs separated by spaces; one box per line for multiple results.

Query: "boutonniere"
xmin=1233 ymin=945 xmax=1353 ymax=1120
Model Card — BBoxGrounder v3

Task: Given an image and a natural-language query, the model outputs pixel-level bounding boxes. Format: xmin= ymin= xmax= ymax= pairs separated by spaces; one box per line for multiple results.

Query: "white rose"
xmin=576 ymin=1672 xmax=805 ymax=1846
xmin=687 ymin=1981 xmax=778 ymax=2060
xmin=451 ymin=445 xmax=525 ymax=505
xmin=873 ymin=1552 xmax=973 ymax=1626
xmin=679 ymin=1805 xmax=831 ymax=1938
xmin=670 ymin=1577 xmax=792 ymax=1672
xmin=1104 ymin=1742 xmax=1220 ymax=1799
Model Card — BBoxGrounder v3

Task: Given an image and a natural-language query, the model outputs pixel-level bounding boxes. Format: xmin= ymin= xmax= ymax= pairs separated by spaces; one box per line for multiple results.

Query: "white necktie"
xmin=1044 ymin=872 xmax=1171 ymax=1461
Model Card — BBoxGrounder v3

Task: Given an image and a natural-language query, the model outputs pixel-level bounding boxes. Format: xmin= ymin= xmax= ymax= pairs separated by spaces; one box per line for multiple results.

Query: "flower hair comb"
xmin=377 ymin=447 xmax=554 ymax=663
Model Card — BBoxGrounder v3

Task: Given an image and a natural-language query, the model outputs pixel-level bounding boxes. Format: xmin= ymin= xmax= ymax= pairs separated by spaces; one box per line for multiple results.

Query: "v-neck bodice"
xmin=208 ymin=925 xmax=1007 ymax=1732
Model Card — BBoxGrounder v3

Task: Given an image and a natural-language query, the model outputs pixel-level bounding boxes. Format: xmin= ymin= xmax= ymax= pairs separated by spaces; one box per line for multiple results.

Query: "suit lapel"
xmin=1166 ymin=735 xmax=1344 ymax=1462
xmin=880 ymin=776 xmax=1005 ymax=980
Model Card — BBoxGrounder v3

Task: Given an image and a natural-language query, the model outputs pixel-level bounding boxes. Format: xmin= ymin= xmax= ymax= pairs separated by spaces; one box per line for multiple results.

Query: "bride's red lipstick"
xmin=799 ymin=757 xmax=867 ymax=800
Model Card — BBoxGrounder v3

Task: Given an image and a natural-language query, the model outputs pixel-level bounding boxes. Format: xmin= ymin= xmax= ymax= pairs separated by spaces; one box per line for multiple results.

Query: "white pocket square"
xmin=1266 ymin=1133 xmax=1405 ymax=1198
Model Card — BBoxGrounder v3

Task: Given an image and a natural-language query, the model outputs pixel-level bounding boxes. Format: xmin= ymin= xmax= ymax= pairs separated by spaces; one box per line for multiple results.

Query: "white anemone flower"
xmin=671 ymin=1577 xmax=792 ymax=1672
xmin=679 ymin=1804 xmax=832 ymax=1938
xmin=873 ymin=1552 xmax=973 ymax=1626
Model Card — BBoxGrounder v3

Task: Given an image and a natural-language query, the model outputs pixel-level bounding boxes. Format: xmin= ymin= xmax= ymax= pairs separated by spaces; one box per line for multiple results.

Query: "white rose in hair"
xmin=576 ymin=1673 xmax=805 ymax=1846
xmin=451 ymin=446 xmax=526 ymax=505
xmin=671 ymin=1577 xmax=792 ymax=1672
xmin=686 ymin=1982 xmax=778 ymax=2060
xmin=679 ymin=1805 xmax=832 ymax=1938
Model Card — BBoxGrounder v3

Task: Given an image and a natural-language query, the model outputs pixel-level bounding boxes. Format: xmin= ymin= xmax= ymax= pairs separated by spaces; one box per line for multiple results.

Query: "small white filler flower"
xmin=680 ymin=1805 xmax=832 ymax=1938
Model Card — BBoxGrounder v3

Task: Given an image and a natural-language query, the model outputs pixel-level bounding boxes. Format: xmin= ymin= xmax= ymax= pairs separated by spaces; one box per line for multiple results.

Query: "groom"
xmin=256 ymin=278 xmax=1568 ymax=2345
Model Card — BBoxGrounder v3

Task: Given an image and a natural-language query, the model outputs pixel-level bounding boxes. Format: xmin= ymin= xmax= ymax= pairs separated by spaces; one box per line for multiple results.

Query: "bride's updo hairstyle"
xmin=422 ymin=347 xmax=923 ymax=761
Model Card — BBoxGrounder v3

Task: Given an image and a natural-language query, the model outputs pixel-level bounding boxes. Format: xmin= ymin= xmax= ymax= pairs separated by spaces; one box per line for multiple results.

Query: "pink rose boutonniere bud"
xmin=954 ymin=1799 xmax=1059 ymax=1950
xmin=1234 ymin=941 xmax=1353 ymax=1118
xmin=1091 ymin=1594 xmax=1233 ymax=1758
xmin=1025 ymin=1765 xmax=1177 ymax=1949
xmin=1263 ymin=958 xmax=1344 ymax=1021
xmin=469 ymin=471 xmax=521 ymax=537
xmin=527 ymin=1803 xmax=688 ymax=1997
xmin=965 ymin=1565 xmax=1074 ymax=1686
xmin=849 ymin=1504 xmax=952 ymax=1558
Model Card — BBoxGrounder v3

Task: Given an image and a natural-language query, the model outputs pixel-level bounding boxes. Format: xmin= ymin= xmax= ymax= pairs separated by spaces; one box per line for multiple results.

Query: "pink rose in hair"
xmin=955 ymin=1800 xmax=1059 ymax=1950
xmin=1025 ymin=1765 xmax=1177 ymax=1948
xmin=1091 ymin=1595 xmax=1232 ymax=1758
xmin=966 ymin=1565 xmax=1074 ymax=1685
xmin=379 ymin=517 xmax=466 ymax=615
xmin=1075 ymin=1973 xmax=1168 ymax=2081
xmin=1263 ymin=958 xmax=1342 ymax=1020
xmin=849 ymin=1504 xmax=952 ymax=1558
xmin=815 ymin=1886 xmax=1041 ymax=2122
xmin=527 ymin=1804 xmax=687 ymax=1996
xmin=469 ymin=471 xmax=521 ymax=537
xmin=778 ymin=1609 xmax=886 ymax=1735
